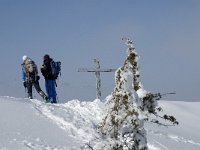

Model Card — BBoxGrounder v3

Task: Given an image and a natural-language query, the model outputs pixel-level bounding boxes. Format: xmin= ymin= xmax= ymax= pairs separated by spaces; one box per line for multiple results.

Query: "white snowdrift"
xmin=0 ymin=96 xmax=200 ymax=150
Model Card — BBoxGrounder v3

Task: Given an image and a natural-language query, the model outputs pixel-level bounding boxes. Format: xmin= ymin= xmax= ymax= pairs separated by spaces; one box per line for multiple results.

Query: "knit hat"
xmin=43 ymin=54 xmax=50 ymax=61
xmin=22 ymin=55 xmax=28 ymax=61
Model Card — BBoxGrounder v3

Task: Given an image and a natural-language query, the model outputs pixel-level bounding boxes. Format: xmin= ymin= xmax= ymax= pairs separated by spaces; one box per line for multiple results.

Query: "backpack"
xmin=50 ymin=61 xmax=61 ymax=79
xmin=24 ymin=58 xmax=38 ymax=75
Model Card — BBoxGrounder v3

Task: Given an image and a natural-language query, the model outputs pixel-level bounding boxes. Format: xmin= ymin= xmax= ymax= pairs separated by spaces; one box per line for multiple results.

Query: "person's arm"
xmin=41 ymin=64 xmax=47 ymax=77
xmin=21 ymin=64 xmax=26 ymax=88
xmin=21 ymin=64 xmax=26 ymax=81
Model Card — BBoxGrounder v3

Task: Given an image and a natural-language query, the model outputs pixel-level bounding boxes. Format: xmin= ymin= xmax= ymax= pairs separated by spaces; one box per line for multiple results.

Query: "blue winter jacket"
xmin=21 ymin=64 xmax=26 ymax=82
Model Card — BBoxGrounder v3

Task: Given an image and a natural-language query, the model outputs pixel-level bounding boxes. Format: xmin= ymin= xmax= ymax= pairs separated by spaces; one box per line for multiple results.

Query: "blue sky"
xmin=0 ymin=0 xmax=199 ymax=102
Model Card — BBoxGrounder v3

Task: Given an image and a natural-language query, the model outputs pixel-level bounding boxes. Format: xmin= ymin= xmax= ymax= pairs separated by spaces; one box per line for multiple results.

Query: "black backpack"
xmin=50 ymin=61 xmax=61 ymax=79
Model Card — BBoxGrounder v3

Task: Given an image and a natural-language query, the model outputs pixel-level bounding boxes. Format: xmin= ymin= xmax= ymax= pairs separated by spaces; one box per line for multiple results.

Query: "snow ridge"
xmin=31 ymin=99 xmax=105 ymax=145
xmin=1 ymin=96 xmax=200 ymax=150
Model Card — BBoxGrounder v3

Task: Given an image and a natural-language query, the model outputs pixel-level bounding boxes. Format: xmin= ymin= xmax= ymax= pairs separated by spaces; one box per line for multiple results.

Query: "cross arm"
xmin=78 ymin=68 xmax=116 ymax=72
xmin=78 ymin=68 xmax=97 ymax=72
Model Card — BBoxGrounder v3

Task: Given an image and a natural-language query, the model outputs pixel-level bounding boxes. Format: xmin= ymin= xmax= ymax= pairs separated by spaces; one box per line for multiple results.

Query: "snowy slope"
xmin=146 ymin=101 xmax=200 ymax=150
xmin=0 ymin=96 xmax=200 ymax=150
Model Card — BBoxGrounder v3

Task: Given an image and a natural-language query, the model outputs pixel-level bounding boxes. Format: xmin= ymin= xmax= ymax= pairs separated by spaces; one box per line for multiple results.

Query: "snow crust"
xmin=0 ymin=96 xmax=200 ymax=150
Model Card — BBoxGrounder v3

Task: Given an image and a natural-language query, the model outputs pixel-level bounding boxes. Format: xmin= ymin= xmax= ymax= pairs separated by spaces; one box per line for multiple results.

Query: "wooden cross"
xmin=78 ymin=59 xmax=116 ymax=100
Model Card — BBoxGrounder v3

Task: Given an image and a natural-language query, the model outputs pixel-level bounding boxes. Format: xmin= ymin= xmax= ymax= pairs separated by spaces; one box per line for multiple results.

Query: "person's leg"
xmin=51 ymin=80 xmax=57 ymax=103
xmin=45 ymin=80 xmax=57 ymax=103
xmin=26 ymin=81 xmax=33 ymax=99
xmin=45 ymin=80 xmax=51 ymax=98
xmin=34 ymin=80 xmax=48 ymax=101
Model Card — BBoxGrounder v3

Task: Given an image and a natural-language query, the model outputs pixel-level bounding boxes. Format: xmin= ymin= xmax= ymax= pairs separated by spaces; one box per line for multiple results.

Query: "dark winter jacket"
xmin=41 ymin=58 xmax=55 ymax=80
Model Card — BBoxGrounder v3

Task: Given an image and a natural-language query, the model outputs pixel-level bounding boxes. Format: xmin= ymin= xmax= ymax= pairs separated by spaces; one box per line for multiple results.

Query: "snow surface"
xmin=0 ymin=96 xmax=200 ymax=150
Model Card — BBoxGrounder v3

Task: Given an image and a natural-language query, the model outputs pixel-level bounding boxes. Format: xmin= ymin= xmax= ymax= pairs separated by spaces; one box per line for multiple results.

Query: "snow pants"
xmin=26 ymin=79 xmax=47 ymax=100
xmin=45 ymin=80 xmax=57 ymax=103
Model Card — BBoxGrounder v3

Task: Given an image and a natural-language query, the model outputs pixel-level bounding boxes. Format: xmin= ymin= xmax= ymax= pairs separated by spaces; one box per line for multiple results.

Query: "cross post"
xmin=78 ymin=59 xmax=116 ymax=100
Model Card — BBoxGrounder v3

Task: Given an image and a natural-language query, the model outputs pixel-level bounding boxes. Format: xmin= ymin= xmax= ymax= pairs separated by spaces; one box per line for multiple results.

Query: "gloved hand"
xmin=41 ymin=65 xmax=46 ymax=70
xmin=23 ymin=81 xmax=26 ymax=88
xmin=36 ymin=75 xmax=40 ymax=81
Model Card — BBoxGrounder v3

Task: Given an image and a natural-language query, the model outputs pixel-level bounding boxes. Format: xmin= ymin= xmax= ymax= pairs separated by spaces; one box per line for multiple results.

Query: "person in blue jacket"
xmin=41 ymin=54 xmax=57 ymax=103
xmin=21 ymin=55 xmax=49 ymax=101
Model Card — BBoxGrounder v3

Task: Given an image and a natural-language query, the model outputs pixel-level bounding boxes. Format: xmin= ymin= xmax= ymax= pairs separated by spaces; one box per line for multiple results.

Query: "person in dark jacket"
xmin=41 ymin=54 xmax=57 ymax=103
xmin=21 ymin=55 xmax=49 ymax=101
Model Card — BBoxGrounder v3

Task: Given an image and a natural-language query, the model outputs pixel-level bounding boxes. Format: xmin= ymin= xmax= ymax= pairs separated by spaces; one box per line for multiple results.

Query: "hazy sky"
xmin=0 ymin=0 xmax=199 ymax=102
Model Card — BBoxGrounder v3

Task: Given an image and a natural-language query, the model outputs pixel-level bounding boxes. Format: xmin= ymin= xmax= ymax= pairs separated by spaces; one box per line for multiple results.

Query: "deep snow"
xmin=0 ymin=96 xmax=200 ymax=150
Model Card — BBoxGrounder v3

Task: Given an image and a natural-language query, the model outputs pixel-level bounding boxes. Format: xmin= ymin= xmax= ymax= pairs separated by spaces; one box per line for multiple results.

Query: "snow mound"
xmin=0 ymin=96 xmax=200 ymax=150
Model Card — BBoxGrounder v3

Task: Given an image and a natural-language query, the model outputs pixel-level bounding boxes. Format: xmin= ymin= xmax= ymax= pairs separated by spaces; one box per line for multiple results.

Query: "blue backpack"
xmin=50 ymin=61 xmax=61 ymax=79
